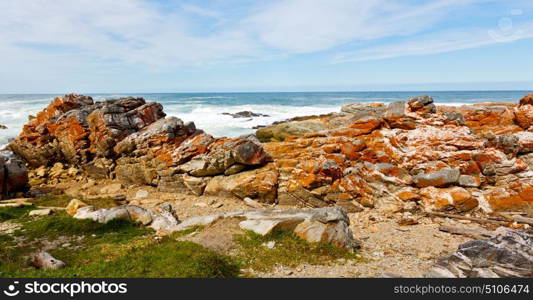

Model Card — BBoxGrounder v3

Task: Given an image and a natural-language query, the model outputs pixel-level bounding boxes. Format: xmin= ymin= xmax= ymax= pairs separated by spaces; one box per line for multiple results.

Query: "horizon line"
xmin=1 ymin=89 xmax=532 ymax=96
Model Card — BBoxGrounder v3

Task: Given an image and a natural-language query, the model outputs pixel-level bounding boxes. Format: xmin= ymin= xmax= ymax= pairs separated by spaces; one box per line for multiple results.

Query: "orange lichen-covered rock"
xmin=420 ymin=187 xmax=478 ymax=212
xmin=484 ymin=184 xmax=533 ymax=213
xmin=515 ymin=94 xmax=533 ymax=130
xmin=440 ymin=103 xmax=521 ymax=136
xmin=9 ymin=94 xmax=94 ymax=166
xmin=87 ymin=98 xmax=165 ymax=157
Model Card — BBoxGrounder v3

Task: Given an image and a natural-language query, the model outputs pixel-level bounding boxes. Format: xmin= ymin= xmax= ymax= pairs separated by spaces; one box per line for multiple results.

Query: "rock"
xmin=263 ymin=241 xmax=276 ymax=249
xmin=0 ymin=151 xmax=29 ymax=199
xmin=29 ymin=209 xmax=53 ymax=216
xmin=515 ymin=94 xmax=533 ymax=130
xmin=74 ymin=205 xmax=157 ymax=225
xmin=100 ymin=183 xmax=123 ymax=194
xmin=420 ymin=187 xmax=478 ymax=212
xmin=413 ymin=168 xmax=460 ymax=188
xmin=168 ymin=207 xmax=360 ymax=250
xmin=0 ymin=124 xmax=7 ymax=129
xmin=426 ymin=227 xmax=532 ymax=278
xmin=178 ymin=136 xmax=269 ymax=177
xmin=294 ymin=219 xmax=360 ymax=250
xmin=335 ymin=201 xmax=364 ymax=213
xmin=407 ymin=95 xmax=436 ymax=115
xmin=182 ymin=175 xmax=209 ymax=196
xmin=384 ymin=101 xmax=416 ymax=129
xmin=125 ymin=205 xmax=153 ymax=225
xmin=398 ymin=213 xmax=418 ymax=226
xmin=243 ymin=197 xmax=265 ymax=209
xmin=135 ymin=189 xmax=149 ymax=199
xmin=31 ymin=252 xmax=65 ymax=270
xmin=222 ymin=111 xmax=269 ymax=118
xmin=256 ymin=119 xmax=329 ymax=142
xmin=458 ymin=175 xmax=481 ymax=187
xmin=65 ymin=199 xmax=88 ymax=216
xmin=9 ymin=95 xmax=166 ymax=166
xmin=204 ymin=167 xmax=278 ymax=203
xmin=341 ymin=103 xmax=386 ymax=118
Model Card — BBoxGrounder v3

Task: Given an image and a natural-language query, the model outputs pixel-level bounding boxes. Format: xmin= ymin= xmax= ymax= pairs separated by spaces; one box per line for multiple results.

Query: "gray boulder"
xmin=426 ymin=227 xmax=533 ymax=278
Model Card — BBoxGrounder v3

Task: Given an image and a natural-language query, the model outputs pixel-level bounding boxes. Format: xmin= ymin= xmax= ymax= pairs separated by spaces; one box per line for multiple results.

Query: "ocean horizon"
xmin=1 ymin=90 xmax=531 ymax=146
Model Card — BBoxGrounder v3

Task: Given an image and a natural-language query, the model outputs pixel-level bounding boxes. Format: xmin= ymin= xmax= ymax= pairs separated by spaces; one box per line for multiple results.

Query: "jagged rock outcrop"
xmin=10 ymin=94 xmax=271 ymax=201
xmin=10 ymin=93 xmax=533 ymax=213
xmin=426 ymin=227 xmax=532 ymax=278
xmin=0 ymin=151 xmax=28 ymax=199
xmin=8 ymin=94 xmax=166 ymax=166
xmin=256 ymin=95 xmax=533 ymax=213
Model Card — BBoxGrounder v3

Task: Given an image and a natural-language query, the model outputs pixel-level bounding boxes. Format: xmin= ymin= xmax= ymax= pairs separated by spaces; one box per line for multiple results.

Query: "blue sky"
xmin=0 ymin=0 xmax=532 ymax=93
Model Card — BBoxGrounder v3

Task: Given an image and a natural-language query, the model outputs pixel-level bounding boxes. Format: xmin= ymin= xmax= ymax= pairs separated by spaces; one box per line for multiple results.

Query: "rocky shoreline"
xmin=1 ymin=93 xmax=532 ymax=277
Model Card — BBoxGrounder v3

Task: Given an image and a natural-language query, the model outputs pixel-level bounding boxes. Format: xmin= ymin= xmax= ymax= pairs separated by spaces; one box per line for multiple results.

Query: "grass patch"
xmin=1 ymin=237 xmax=240 ymax=278
xmin=14 ymin=213 xmax=152 ymax=242
xmin=0 ymin=205 xmax=36 ymax=221
xmin=1 ymin=213 xmax=239 ymax=278
xmin=29 ymin=194 xmax=116 ymax=209
xmin=235 ymin=229 xmax=361 ymax=272
xmin=0 ymin=234 xmax=14 ymax=242
xmin=36 ymin=239 xmax=239 ymax=278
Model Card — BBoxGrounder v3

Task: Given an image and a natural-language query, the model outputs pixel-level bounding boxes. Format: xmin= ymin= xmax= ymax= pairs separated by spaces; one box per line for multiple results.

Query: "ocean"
xmin=0 ymin=91 xmax=530 ymax=147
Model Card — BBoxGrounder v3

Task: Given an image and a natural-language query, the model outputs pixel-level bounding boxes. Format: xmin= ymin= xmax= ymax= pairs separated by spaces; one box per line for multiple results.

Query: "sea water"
xmin=0 ymin=91 xmax=530 ymax=147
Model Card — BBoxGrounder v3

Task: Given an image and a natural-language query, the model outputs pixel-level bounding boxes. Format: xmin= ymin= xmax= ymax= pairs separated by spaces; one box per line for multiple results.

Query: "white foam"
xmin=165 ymin=104 xmax=339 ymax=137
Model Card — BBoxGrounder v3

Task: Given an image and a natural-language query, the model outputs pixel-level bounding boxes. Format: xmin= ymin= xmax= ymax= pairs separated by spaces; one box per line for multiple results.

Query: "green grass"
xmin=30 ymin=239 xmax=240 ymax=278
xmin=0 ymin=234 xmax=14 ymax=242
xmin=0 ymin=205 xmax=36 ymax=221
xmin=1 ymin=194 xmax=361 ymax=278
xmin=0 ymin=211 xmax=239 ymax=278
xmin=235 ymin=229 xmax=361 ymax=272
xmin=14 ymin=213 xmax=152 ymax=242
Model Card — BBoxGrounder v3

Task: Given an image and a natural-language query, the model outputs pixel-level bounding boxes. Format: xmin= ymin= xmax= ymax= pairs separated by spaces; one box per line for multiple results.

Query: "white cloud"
xmin=0 ymin=0 xmax=530 ymax=74
xmin=243 ymin=0 xmax=490 ymax=53
xmin=332 ymin=21 xmax=533 ymax=63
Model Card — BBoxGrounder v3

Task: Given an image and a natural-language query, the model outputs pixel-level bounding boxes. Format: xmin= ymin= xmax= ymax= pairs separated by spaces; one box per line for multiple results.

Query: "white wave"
xmin=165 ymin=104 xmax=339 ymax=137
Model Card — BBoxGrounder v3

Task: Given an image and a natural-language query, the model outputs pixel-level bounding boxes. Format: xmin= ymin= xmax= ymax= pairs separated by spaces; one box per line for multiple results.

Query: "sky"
xmin=0 ymin=0 xmax=532 ymax=93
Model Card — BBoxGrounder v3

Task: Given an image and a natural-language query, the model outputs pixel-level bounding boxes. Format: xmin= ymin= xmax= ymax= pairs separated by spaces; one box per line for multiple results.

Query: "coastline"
xmin=1 ymin=92 xmax=533 ymax=278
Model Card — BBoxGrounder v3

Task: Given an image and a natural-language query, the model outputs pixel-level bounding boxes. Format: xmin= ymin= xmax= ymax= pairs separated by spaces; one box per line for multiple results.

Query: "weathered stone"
xmin=135 ymin=189 xmax=149 ymax=199
xmin=0 ymin=151 xmax=29 ymax=199
xmin=31 ymin=252 xmax=65 ymax=270
xmin=384 ymin=101 xmax=416 ymax=130
xmin=515 ymin=94 xmax=533 ymax=130
xmin=66 ymin=199 xmax=88 ymax=216
xmin=100 ymin=183 xmax=123 ymax=194
xmin=407 ymin=95 xmax=436 ymax=115
xmin=182 ymin=174 xmax=209 ymax=196
xmin=29 ymin=209 xmax=53 ymax=216
xmin=204 ymin=167 xmax=278 ymax=203
xmin=426 ymin=227 xmax=532 ymax=278
xmin=413 ymin=168 xmax=460 ymax=188
xmin=341 ymin=103 xmax=386 ymax=118
xmin=458 ymin=175 xmax=482 ymax=187
xmin=222 ymin=111 xmax=269 ymax=118
xmin=256 ymin=119 xmax=329 ymax=142
xmin=420 ymin=187 xmax=478 ymax=212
